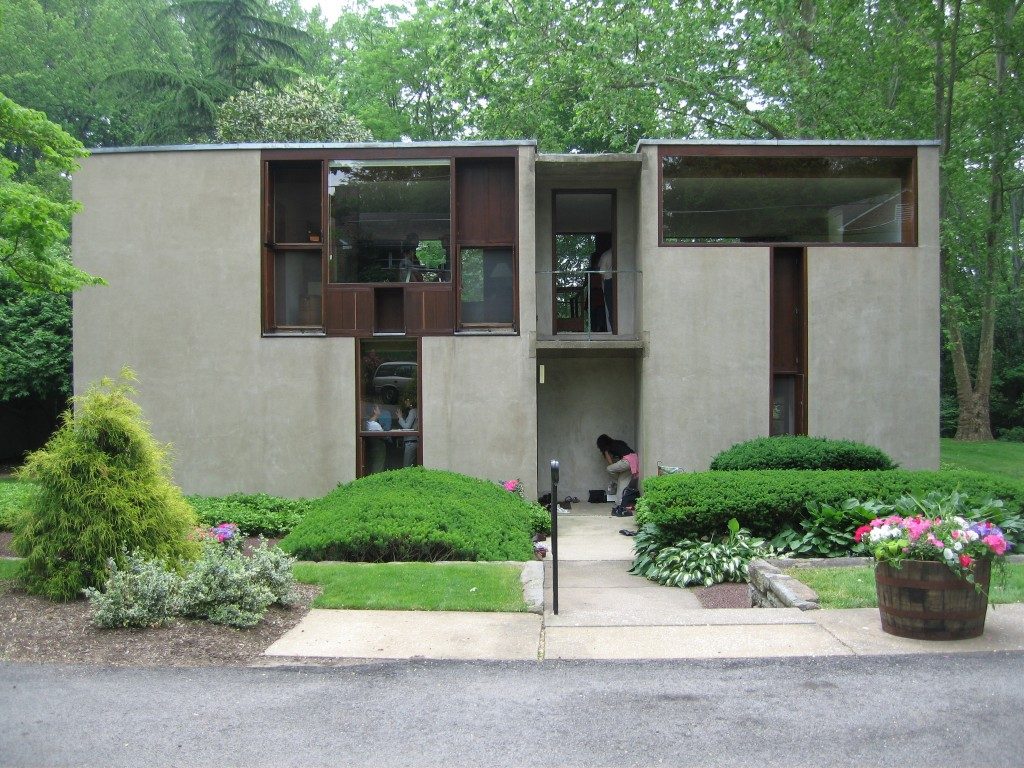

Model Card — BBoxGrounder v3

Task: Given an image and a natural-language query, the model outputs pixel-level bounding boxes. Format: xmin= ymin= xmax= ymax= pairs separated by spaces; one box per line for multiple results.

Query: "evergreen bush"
xmin=12 ymin=370 xmax=199 ymax=600
xmin=280 ymin=467 xmax=536 ymax=562
xmin=635 ymin=469 xmax=1024 ymax=539
xmin=187 ymin=493 xmax=312 ymax=536
xmin=709 ymin=436 xmax=896 ymax=471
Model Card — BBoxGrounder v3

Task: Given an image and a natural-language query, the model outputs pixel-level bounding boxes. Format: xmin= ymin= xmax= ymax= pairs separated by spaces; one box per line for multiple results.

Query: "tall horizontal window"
xmin=661 ymin=154 xmax=915 ymax=245
xmin=328 ymin=160 xmax=451 ymax=284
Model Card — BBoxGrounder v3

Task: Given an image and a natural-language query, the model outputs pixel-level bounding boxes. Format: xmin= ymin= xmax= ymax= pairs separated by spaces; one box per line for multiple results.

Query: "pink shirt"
xmin=625 ymin=453 xmax=640 ymax=477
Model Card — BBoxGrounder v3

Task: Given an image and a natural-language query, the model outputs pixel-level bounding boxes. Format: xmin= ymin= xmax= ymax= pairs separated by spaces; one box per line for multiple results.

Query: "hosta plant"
xmin=770 ymin=499 xmax=874 ymax=558
xmin=630 ymin=518 xmax=773 ymax=588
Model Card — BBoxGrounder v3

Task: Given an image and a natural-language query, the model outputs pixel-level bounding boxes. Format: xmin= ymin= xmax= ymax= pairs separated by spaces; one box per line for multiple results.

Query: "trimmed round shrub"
xmin=635 ymin=469 xmax=1024 ymax=538
xmin=12 ymin=370 xmax=199 ymax=600
xmin=280 ymin=467 xmax=536 ymax=562
xmin=709 ymin=436 xmax=896 ymax=471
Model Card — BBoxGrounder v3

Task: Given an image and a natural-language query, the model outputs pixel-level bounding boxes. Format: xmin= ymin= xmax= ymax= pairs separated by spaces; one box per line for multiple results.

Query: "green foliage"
xmin=0 ymin=558 xmax=24 ymax=581
xmin=293 ymin=561 xmax=528 ymax=612
xmin=525 ymin=503 xmax=551 ymax=536
xmin=280 ymin=467 xmax=536 ymax=562
xmin=770 ymin=500 xmax=874 ymax=558
xmin=629 ymin=518 xmax=772 ymax=588
xmin=793 ymin=564 xmax=1024 ymax=610
xmin=187 ymin=492 xmax=312 ymax=536
xmin=635 ymin=470 xmax=1024 ymax=540
xmin=999 ymin=427 xmax=1024 ymax=443
xmin=215 ymin=77 xmax=371 ymax=143
xmin=0 ymin=479 xmax=34 ymax=531
xmin=83 ymin=551 xmax=183 ymax=629
xmin=0 ymin=279 xmax=71 ymax=400
xmin=12 ymin=370 xmax=199 ymax=600
xmin=178 ymin=537 xmax=294 ymax=628
xmin=0 ymin=90 xmax=102 ymax=292
xmin=941 ymin=438 xmax=1024 ymax=482
xmin=710 ymin=436 xmax=896 ymax=471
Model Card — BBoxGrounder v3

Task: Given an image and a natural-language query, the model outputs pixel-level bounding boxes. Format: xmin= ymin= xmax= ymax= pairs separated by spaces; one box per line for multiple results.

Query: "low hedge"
xmin=710 ymin=436 xmax=896 ymax=471
xmin=279 ymin=467 xmax=536 ymax=562
xmin=635 ymin=469 xmax=1024 ymax=538
xmin=187 ymin=493 xmax=312 ymax=537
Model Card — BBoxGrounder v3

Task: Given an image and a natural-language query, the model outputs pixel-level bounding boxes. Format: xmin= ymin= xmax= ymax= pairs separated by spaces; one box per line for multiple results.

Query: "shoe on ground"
xmin=557 ymin=505 xmax=570 ymax=514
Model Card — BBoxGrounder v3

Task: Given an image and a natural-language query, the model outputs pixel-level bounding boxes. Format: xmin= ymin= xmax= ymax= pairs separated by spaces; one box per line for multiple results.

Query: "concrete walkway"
xmin=264 ymin=504 xmax=1024 ymax=662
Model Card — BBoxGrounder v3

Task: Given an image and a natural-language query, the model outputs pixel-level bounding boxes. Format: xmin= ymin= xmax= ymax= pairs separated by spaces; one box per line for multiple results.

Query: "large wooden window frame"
xmin=261 ymin=147 xmax=520 ymax=337
xmin=356 ymin=337 xmax=423 ymax=477
xmin=657 ymin=145 xmax=918 ymax=248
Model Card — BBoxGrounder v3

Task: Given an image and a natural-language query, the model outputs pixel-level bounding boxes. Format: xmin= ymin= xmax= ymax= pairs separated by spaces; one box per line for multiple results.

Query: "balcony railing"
xmin=536 ymin=269 xmax=641 ymax=341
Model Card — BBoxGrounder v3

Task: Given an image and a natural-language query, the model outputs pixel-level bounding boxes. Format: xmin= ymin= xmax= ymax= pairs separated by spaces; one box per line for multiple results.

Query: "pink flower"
xmin=503 ymin=479 xmax=519 ymax=492
xmin=983 ymin=534 xmax=1007 ymax=555
xmin=854 ymin=525 xmax=872 ymax=543
xmin=959 ymin=554 xmax=973 ymax=568
xmin=927 ymin=534 xmax=943 ymax=549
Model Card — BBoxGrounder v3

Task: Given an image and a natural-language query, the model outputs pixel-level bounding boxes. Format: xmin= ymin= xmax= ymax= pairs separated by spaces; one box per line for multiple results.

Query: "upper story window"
xmin=262 ymin=150 xmax=518 ymax=337
xmin=328 ymin=161 xmax=451 ymax=284
xmin=660 ymin=149 xmax=916 ymax=246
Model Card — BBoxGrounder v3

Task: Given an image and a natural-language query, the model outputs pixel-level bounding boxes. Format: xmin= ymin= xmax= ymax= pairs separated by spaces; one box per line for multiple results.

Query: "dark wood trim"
xmin=769 ymin=247 xmax=807 ymax=435
xmin=355 ymin=337 xmax=423 ymax=478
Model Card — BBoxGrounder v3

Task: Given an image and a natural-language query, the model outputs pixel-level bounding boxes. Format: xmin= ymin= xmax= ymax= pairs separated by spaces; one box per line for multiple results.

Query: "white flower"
xmin=943 ymin=548 xmax=955 ymax=561
xmin=953 ymin=542 xmax=963 ymax=552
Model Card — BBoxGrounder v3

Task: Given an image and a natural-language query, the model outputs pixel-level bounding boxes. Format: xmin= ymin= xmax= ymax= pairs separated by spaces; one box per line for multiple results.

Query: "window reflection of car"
xmin=372 ymin=362 xmax=417 ymax=403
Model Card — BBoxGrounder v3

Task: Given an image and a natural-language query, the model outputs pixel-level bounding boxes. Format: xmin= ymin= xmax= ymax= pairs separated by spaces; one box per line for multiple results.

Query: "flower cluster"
xmin=502 ymin=479 xmax=524 ymax=499
xmin=855 ymin=511 xmax=1011 ymax=580
xmin=209 ymin=522 xmax=240 ymax=543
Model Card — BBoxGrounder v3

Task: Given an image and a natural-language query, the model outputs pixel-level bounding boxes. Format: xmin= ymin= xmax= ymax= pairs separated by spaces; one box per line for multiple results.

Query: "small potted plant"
xmin=854 ymin=492 xmax=1012 ymax=640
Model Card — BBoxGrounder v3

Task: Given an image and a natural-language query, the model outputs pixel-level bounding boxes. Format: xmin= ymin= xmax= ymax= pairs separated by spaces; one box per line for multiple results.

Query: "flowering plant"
xmin=208 ymin=522 xmax=240 ymax=543
xmin=853 ymin=492 xmax=1012 ymax=583
xmin=502 ymin=479 xmax=524 ymax=499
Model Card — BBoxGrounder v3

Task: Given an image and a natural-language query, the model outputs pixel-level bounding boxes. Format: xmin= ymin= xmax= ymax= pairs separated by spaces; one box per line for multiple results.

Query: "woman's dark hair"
xmin=607 ymin=439 xmax=634 ymax=459
xmin=596 ymin=434 xmax=613 ymax=451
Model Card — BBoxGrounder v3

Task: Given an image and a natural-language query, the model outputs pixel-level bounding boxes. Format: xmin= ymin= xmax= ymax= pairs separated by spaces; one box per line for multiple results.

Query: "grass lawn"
xmin=941 ymin=438 xmax=1024 ymax=482
xmin=293 ymin=561 xmax=529 ymax=612
xmin=791 ymin=562 xmax=1024 ymax=609
xmin=0 ymin=478 xmax=33 ymax=531
xmin=0 ymin=558 xmax=23 ymax=580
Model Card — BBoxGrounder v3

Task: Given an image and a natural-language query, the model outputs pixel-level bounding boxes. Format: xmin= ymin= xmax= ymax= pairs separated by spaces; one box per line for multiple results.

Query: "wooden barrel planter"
xmin=875 ymin=559 xmax=991 ymax=640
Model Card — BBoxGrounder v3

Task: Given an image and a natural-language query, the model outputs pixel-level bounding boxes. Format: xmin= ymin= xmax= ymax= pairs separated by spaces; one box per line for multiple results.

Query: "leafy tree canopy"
xmin=0 ymin=90 xmax=102 ymax=292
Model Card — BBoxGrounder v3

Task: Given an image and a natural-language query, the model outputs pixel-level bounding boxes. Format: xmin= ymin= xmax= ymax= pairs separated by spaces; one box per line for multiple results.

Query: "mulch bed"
xmin=692 ymin=582 xmax=752 ymax=609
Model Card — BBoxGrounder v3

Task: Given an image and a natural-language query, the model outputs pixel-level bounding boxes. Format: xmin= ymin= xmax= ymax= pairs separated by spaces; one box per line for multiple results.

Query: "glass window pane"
xmin=274 ymin=250 xmax=322 ymax=326
xmin=662 ymin=156 xmax=912 ymax=244
xmin=329 ymin=161 xmax=451 ymax=284
xmin=359 ymin=340 xmax=419 ymax=475
xmin=459 ymin=247 xmax=514 ymax=325
xmin=272 ymin=163 xmax=321 ymax=244
xmin=771 ymin=375 xmax=797 ymax=436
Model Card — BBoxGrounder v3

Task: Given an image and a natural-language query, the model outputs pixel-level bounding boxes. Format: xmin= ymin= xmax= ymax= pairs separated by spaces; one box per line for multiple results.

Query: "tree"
xmin=0 ymin=280 xmax=71 ymax=401
xmin=0 ymin=90 xmax=102 ymax=292
xmin=215 ymin=77 xmax=371 ymax=142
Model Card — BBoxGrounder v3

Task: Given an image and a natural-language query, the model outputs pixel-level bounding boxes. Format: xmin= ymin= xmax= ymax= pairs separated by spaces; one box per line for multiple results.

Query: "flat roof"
xmin=88 ymin=137 xmax=941 ymax=155
xmin=89 ymin=140 xmax=538 ymax=154
xmin=636 ymin=138 xmax=940 ymax=150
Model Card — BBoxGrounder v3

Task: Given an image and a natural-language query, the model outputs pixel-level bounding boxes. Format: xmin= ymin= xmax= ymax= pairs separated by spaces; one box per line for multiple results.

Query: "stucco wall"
xmin=637 ymin=147 xmax=771 ymax=472
xmin=421 ymin=336 xmax=537 ymax=498
xmin=73 ymin=151 xmax=356 ymax=497
xmin=806 ymin=147 xmax=940 ymax=468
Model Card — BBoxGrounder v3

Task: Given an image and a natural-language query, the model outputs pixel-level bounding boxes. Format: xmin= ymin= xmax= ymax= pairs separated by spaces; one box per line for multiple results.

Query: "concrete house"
xmin=72 ymin=139 xmax=939 ymax=500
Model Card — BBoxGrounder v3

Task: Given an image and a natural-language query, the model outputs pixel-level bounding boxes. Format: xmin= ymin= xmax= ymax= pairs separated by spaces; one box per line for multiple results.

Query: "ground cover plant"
xmin=636 ymin=469 xmax=1024 ymax=540
xmin=187 ymin=493 xmax=312 ymax=536
xmin=629 ymin=518 xmax=772 ymax=587
xmin=293 ymin=561 xmax=528 ymax=611
xmin=941 ymin=438 xmax=1024 ymax=482
xmin=791 ymin=563 xmax=1024 ymax=609
xmin=280 ymin=467 xmax=537 ymax=562
xmin=0 ymin=558 xmax=22 ymax=582
xmin=710 ymin=436 xmax=895 ymax=471
xmin=13 ymin=371 xmax=199 ymax=600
